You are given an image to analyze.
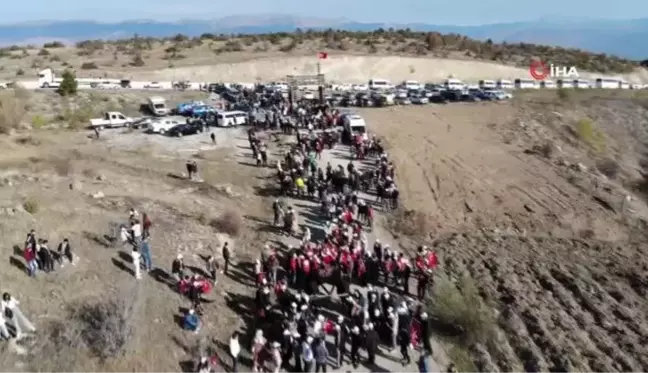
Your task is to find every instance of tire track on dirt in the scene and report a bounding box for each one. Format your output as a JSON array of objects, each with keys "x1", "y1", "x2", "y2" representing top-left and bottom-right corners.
[{"x1": 545, "y1": 266, "x2": 640, "y2": 371}]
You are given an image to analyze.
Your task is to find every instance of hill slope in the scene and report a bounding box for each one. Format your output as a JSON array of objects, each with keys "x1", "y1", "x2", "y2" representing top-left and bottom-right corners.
[{"x1": 1, "y1": 16, "x2": 648, "y2": 59}]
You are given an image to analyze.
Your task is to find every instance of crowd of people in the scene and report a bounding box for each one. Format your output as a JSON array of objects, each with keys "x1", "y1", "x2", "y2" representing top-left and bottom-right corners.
[
  {"x1": 238, "y1": 112, "x2": 441, "y2": 372},
  {"x1": 3, "y1": 92, "x2": 446, "y2": 372}
]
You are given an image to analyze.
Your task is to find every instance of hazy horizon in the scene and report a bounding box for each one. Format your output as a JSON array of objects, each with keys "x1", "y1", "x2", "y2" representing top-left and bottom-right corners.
[{"x1": 3, "y1": 0, "x2": 648, "y2": 25}]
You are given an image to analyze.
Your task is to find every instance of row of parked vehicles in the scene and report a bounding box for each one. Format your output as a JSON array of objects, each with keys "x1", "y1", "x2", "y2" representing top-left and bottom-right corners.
[{"x1": 331, "y1": 85, "x2": 512, "y2": 107}]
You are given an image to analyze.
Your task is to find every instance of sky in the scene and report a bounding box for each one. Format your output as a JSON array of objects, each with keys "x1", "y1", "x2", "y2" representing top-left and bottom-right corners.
[{"x1": 3, "y1": 0, "x2": 648, "y2": 25}]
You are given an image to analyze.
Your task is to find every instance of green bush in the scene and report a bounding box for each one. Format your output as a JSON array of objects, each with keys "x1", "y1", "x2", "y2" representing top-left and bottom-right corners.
[
  {"x1": 23, "y1": 198, "x2": 39, "y2": 214},
  {"x1": 427, "y1": 273, "x2": 496, "y2": 345},
  {"x1": 43, "y1": 41, "x2": 65, "y2": 48},
  {"x1": 80, "y1": 61, "x2": 98, "y2": 70},
  {"x1": 575, "y1": 118, "x2": 605, "y2": 152},
  {"x1": 58, "y1": 70, "x2": 78, "y2": 96}
]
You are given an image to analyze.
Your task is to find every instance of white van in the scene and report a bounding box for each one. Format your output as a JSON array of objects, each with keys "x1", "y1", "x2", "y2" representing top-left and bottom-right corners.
[
  {"x1": 514, "y1": 79, "x2": 538, "y2": 89},
  {"x1": 496, "y1": 79, "x2": 514, "y2": 90},
  {"x1": 479, "y1": 80, "x2": 496, "y2": 89},
  {"x1": 368, "y1": 79, "x2": 392, "y2": 90},
  {"x1": 573, "y1": 79, "x2": 590, "y2": 89},
  {"x1": 444, "y1": 78, "x2": 464, "y2": 90},
  {"x1": 619, "y1": 80, "x2": 630, "y2": 89},
  {"x1": 595, "y1": 78, "x2": 619, "y2": 89},
  {"x1": 148, "y1": 96, "x2": 168, "y2": 116},
  {"x1": 341, "y1": 114, "x2": 368, "y2": 143},
  {"x1": 402, "y1": 80, "x2": 421, "y2": 90},
  {"x1": 217, "y1": 111, "x2": 248, "y2": 127}
]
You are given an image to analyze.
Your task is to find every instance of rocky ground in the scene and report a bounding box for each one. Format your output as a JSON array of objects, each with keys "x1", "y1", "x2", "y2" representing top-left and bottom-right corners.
[{"x1": 355, "y1": 89, "x2": 648, "y2": 371}]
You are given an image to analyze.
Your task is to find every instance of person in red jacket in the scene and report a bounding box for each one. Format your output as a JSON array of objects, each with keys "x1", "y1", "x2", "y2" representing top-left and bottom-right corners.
[
  {"x1": 24, "y1": 244, "x2": 37, "y2": 277},
  {"x1": 289, "y1": 253, "x2": 298, "y2": 286}
]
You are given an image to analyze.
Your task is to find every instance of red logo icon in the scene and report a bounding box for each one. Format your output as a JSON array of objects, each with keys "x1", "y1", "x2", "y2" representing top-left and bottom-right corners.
[{"x1": 529, "y1": 60, "x2": 549, "y2": 80}]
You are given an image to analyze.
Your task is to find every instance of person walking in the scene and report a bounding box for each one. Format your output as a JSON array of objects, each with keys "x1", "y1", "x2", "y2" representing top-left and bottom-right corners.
[
  {"x1": 1, "y1": 293, "x2": 36, "y2": 338},
  {"x1": 132, "y1": 246, "x2": 142, "y2": 280},
  {"x1": 210, "y1": 132, "x2": 216, "y2": 144},
  {"x1": 140, "y1": 236, "x2": 153, "y2": 272},
  {"x1": 229, "y1": 331, "x2": 241, "y2": 372},
  {"x1": 302, "y1": 336, "x2": 315, "y2": 372}
]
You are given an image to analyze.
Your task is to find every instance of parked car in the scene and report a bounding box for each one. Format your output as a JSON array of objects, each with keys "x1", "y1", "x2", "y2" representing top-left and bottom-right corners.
[
  {"x1": 147, "y1": 118, "x2": 184, "y2": 134},
  {"x1": 168, "y1": 123, "x2": 203, "y2": 137},
  {"x1": 411, "y1": 95, "x2": 429, "y2": 104},
  {"x1": 191, "y1": 105, "x2": 216, "y2": 117},
  {"x1": 396, "y1": 97, "x2": 411, "y2": 105},
  {"x1": 89, "y1": 111, "x2": 133, "y2": 130},
  {"x1": 302, "y1": 91, "x2": 316, "y2": 100},
  {"x1": 145, "y1": 82, "x2": 162, "y2": 89},
  {"x1": 460, "y1": 94, "x2": 481, "y2": 102}
]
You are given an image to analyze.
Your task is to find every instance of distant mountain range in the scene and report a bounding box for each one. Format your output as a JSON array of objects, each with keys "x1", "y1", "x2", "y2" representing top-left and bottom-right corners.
[{"x1": 1, "y1": 15, "x2": 648, "y2": 60}]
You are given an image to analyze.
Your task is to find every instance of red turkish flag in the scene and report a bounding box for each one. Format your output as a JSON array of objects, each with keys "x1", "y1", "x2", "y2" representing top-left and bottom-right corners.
[{"x1": 317, "y1": 51, "x2": 328, "y2": 59}]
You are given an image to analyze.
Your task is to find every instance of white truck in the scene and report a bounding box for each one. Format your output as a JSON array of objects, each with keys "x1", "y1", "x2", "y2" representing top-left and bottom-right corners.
[
  {"x1": 148, "y1": 96, "x2": 169, "y2": 116},
  {"x1": 89, "y1": 112, "x2": 133, "y2": 130},
  {"x1": 38, "y1": 68, "x2": 116, "y2": 89}
]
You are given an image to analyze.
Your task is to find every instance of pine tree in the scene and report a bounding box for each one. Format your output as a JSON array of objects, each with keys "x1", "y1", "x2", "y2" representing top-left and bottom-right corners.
[{"x1": 58, "y1": 70, "x2": 77, "y2": 96}]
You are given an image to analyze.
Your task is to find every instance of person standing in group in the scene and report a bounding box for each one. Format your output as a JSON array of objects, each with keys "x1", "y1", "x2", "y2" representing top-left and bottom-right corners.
[
  {"x1": 314, "y1": 337, "x2": 329, "y2": 373},
  {"x1": 140, "y1": 236, "x2": 153, "y2": 272},
  {"x1": 398, "y1": 327, "x2": 412, "y2": 366},
  {"x1": 206, "y1": 255, "x2": 220, "y2": 284},
  {"x1": 131, "y1": 246, "x2": 142, "y2": 280},
  {"x1": 229, "y1": 331, "x2": 240, "y2": 372},
  {"x1": 57, "y1": 238, "x2": 75, "y2": 267},
  {"x1": 302, "y1": 336, "x2": 314, "y2": 372}
]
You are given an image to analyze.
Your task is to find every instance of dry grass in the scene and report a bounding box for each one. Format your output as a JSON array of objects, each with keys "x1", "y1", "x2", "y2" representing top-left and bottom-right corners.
[
  {"x1": 387, "y1": 208, "x2": 431, "y2": 237},
  {"x1": 0, "y1": 87, "x2": 30, "y2": 134},
  {"x1": 210, "y1": 209, "x2": 243, "y2": 236},
  {"x1": 428, "y1": 273, "x2": 496, "y2": 346}
]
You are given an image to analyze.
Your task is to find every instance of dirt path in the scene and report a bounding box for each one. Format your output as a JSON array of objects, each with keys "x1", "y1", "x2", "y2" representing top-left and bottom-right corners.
[{"x1": 229, "y1": 129, "x2": 445, "y2": 372}]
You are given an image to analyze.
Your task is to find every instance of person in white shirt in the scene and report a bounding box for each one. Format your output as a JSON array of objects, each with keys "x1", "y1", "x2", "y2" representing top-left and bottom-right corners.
[
  {"x1": 0, "y1": 313, "x2": 10, "y2": 340},
  {"x1": 130, "y1": 221, "x2": 142, "y2": 242},
  {"x1": 229, "y1": 331, "x2": 241, "y2": 372},
  {"x1": 1, "y1": 293, "x2": 36, "y2": 338},
  {"x1": 131, "y1": 247, "x2": 142, "y2": 280},
  {"x1": 120, "y1": 226, "x2": 131, "y2": 244}
]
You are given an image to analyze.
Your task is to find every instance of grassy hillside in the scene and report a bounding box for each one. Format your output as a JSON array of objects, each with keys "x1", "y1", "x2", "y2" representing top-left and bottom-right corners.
[{"x1": 0, "y1": 28, "x2": 639, "y2": 78}]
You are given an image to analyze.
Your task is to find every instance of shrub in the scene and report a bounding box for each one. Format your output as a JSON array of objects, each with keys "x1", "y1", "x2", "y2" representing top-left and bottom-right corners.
[
  {"x1": 575, "y1": 118, "x2": 605, "y2": 152},
  {"x1": 58, "y1": 70, "x2": 78, "y2": 96},
  {"x1": 388, "y1": 208, "x2": 429, "y2": 237},
  {"x1": 38, "y1": 48, "x2": 50, "y2": 56},
  {"x1": 427, "y1": 273, "x2": 496, "y2": 345},
  {"x1": 209, "y1": 209, "x2": 243, "y2": 236},
  {"x1": 0, "y1": 88, "x2": 29, "y2": 134},
  {"x1": 80, "y1": 61, "x2": 98, "y2": 70},
  {"x1": 16, "y1": 68, "x2": 24, "y2": 76},
  {"x1": 31, "y1": 115, "x2": 49, "y2": 128},
  {"x1": 73, "y1": 296, "x2": 137, "y2": 360},
  {"x1": 557, "y1": 88, "x2": 570, "y2": 101},
  {"x1": 23, "y1": 198, "x2": 39, "y2": 214},
  {"x1": 43, "y1": 41, "x2": 65, "y2": 48},
  {"x1": 130, "y1": 54, "x2": 145, "y2": 67},
  {"x1": 596, "y1": 158, "x2": 620, "y2": 179}
]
